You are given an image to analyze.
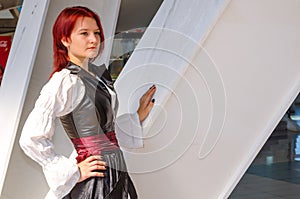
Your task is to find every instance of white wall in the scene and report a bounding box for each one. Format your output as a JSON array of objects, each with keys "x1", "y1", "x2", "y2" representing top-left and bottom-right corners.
[
  {"x1": 0, "y1": 0, "x2": 120, "y2": 198},
  {"x1": 115, "y1": 0, "x2": 300, "y2": 198}
]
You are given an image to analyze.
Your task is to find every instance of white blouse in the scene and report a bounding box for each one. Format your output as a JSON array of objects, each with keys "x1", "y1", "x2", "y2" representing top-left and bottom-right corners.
[{"x1": 19, "y1": 68, "x2": 143, "y2": 199}]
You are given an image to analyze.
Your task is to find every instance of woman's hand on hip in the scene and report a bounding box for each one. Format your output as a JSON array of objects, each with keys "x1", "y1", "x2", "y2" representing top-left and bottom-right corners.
[
  {"x1": 77, "y1": 155, "x2": 106, "y2": 182},
  {"x1": 137, "y1": 85, "x2": 156, "y2": 122}
]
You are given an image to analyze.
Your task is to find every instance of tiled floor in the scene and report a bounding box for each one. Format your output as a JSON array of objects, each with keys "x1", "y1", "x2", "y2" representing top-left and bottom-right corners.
[{"x1": 229, "y1": 102, "x2": 300, "y2": 199}]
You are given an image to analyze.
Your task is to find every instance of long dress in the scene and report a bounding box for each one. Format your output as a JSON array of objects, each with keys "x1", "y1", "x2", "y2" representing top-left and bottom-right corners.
[{"x1": 19, "y1": 63, "x2": 142, "y2": 199}]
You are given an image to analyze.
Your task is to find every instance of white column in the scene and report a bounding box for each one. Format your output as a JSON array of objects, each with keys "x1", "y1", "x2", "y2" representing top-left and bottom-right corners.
[{"x1": 115, "y1": 0, "x2": 300, "y2": 198}]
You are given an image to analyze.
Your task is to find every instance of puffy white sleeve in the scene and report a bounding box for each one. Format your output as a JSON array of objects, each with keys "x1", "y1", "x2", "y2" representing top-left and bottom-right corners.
[
  {"x1": 19, "y1": 69, "x2": 83, "y2": 199},
  {"x1": 115, "y1": 112, "x2": 144, "y2": 148}
]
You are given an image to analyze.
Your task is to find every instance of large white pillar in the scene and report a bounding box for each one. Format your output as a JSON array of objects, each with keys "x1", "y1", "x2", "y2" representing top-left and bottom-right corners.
[{"x1": 115, "y1": 0, "x2": 300, "y2": 198}]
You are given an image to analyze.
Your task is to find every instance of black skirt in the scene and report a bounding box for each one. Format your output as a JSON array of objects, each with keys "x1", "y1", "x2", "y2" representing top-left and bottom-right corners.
[{"x1": 63, "y1": 149, "x2": 137, "y2": 199}]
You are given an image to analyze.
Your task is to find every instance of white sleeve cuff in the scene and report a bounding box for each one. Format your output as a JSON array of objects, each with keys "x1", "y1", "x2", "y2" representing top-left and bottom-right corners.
[
  {"x1": 115, "y1": 112, "x2": 144, "y2": 148},
  {"x1": 43, "y1": 156, "x2": 80, "y2": 198}
]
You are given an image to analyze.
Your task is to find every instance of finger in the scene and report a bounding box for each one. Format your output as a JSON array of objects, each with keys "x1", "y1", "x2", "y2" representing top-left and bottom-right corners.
[
  {"x1": 90, "y1": 165, "x2": 106, "y2": 171},
  {"x1": 85, "y1": 155, "x2": 102, "y2": 163},
  {"x1": 143, "y1": 85, "x2": 156, "y2": 97},
  {"x1": 147, "y1": 85, "x2": 156, "y2": 95},
  {"x1": 148, "y1": 89, "x2": 156, "y2": 101},
  {"x1": 146, "y1": 86, "x2": 156, "y2": 96},
  {"x1": 139, "y1": 92, "x2": 156, "y2": 113},
  {"x1": 89, "y1": 160, "x2": 106, "y2": 167},
  {"x1": 149, "y1": 84, "x2": 155, "y2": 89},
  {"x1": 91, "y1": 171, "x2": 105, "y2": 177},
  {"x1": 143, "y1": 86, "x2": 156, "y2": 104},
  {"x1": 139, "y1": 96, "x2": 155, "y2": 113},
  {"x1": 146, "y1": 100, "x2": 155, "y2": 111}
]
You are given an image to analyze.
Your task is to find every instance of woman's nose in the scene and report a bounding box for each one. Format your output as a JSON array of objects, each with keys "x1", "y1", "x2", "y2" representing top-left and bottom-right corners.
[{"x1": 89, "y1": 33, "x2": 98, "y2": 43}]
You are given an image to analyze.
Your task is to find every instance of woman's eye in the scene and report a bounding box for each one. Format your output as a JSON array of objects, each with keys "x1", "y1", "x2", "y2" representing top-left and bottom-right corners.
[
  {"x1": 94, "y1": 32, "x2": 101, "y2": 35},
  {"x1": 80, "y1": 32, "x2": 88, "y2": 36}
]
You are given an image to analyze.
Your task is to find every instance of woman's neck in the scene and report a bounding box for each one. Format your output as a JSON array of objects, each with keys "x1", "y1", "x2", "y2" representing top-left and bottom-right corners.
[
  {"x1": 69, "y1": 58, "x2": 95, "y2": 77},
  {"x1": 68, "y1": 53, "x2": 87, "y2": 68}
]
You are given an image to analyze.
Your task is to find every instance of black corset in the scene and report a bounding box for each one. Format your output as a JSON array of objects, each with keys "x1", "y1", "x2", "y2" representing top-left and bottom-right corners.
[{"x1": 60, "y1": 63, "x2": 118, "y2": 139}]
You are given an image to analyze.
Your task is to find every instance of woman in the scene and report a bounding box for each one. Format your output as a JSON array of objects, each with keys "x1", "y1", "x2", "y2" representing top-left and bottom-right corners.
[{"x1": 19, "y1": 6, "x2": 156, "y2": 199}]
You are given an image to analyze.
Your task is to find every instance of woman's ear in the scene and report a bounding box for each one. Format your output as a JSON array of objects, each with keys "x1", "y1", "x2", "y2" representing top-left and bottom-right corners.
[{"x1": 61, "y1": 37, "x2": 70, "y2": 48}]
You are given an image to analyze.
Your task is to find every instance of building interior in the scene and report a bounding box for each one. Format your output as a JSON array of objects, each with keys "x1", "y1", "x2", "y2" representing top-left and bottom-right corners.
[{"x1": 1, "y1": 0, "x2": 300, "y2": 198}]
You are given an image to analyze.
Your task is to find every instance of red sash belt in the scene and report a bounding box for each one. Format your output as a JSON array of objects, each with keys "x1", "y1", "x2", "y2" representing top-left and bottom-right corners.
[{"x1": 71, "y1": 131, "x2": 119, "y2": 163}]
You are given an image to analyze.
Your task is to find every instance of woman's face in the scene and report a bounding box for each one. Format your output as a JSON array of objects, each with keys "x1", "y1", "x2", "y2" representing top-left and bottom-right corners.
[{"x1": 62, "y1": 17, "x2": 101, "y2": 64}]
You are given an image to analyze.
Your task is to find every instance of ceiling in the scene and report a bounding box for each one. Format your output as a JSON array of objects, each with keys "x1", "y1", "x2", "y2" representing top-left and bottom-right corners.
[
  {"x1": 0, "y1": 0, "x2": 163, "y2": 35},
  {"x1": 116, "y1": 0, "x2": 163, "y2": 32}
]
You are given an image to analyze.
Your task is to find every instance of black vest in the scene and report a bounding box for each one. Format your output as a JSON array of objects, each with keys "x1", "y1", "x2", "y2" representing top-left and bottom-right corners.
[{"x1": 60, "y1": 63, "x2": 118, "y2": 139}]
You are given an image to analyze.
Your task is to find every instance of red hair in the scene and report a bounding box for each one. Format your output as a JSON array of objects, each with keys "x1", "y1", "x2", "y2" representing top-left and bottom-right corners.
[{"x1": 51, "y1": 6, "x2": 105, "y2": 77}]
